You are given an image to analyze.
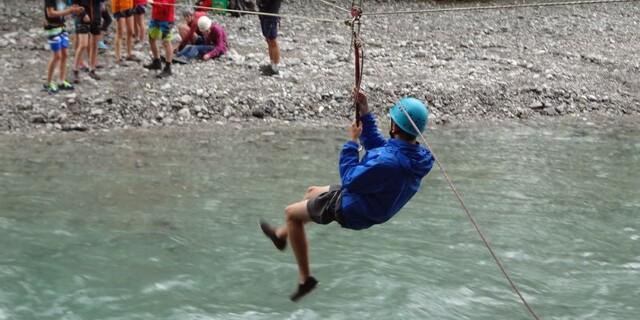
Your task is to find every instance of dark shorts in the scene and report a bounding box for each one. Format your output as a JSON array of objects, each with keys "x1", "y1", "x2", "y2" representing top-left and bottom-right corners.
[
  {"x1": 132, "y1": 4, "x2": 146, "y2": 15},
  {"x1": 259, "y1": 16, "x2": 279, "y2": 40},
  {"x1": 75, "y1": 21, "x2": 101, "y2": 35},
  {"x1": 307, "y1": 185, "x2": 344, "y2": 226},
  {"x1": 114, "y1": 9, "x2": 133, "y2": 19}
]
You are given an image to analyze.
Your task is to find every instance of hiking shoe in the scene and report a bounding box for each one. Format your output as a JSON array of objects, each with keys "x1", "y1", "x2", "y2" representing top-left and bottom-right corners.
[
  {"x1": 259, "y1": 220, "x2": 286, "y2": 251},
  {"x1": 43, "y1": 82, "x2": 59, "y2": 94},
  {"x1": 290, "y1": 276, "x2": 318, "y2": 302},
  {"x1": 260, "y1": 64, "x2": 279, "y2": 76},
  {"x1": 72, "y1": 70, "x2": 80, "y2": 84},
  {"x1": 88, "y1": 70, "x2": 101, "y2": 81},
  {"x1": 144, "y1": 58, "x2": 162, "y2": 70},
  {"x1": 98, "y1": 40, "x2": 108, "y2": 50},
  {"x1": 156, "y1": 63, "x2": 172, "y2": 78},
  {"x1": 58, "y1": 80, "x2": 74, "y2": 91}
]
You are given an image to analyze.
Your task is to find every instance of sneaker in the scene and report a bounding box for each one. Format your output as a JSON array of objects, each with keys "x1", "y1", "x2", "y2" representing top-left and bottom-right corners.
[
  {"x1": 43, "y1": 82, "x2": 59, "y2": 94},
  {"x1": 144, "y1": 58, "x2": 162, "y2": 70},
  {"x1": 88, "y1": 70, "x2": 101, "y2": 80},
  {"x1": 58, "y1": 80, "x2": 74, "y2": 91},
  {"x1": 72, "y1": 70, "x2": 80, "y2": 84},
  {"x1": 290, "y1": 276, "x2": 318, "y2": 302},
  {"x1": 259, "y1": 220, "x2": 286, "y2": 251},
  {"x1": 98, "y1": 40, "x2": 108, "y2": 50},
  {"x1": 260, "y1": 64, "x2": 279, "y2": 76}
]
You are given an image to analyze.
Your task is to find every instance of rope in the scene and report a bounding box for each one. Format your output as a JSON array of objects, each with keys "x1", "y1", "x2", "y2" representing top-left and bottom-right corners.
[
  {"x1": 364, "y1": 0, "x2": 637, "y2": 16},
  {"x1": 147, "y1": 0, "x2": 345, "y2": 23},
  {"x1": 318, "y1": 0, "x2": 350, "y2": 13},
  {"x1": 397, "y1": 106, "x2": 542, "y2": 320},
  {"x1": 350, "y1": 0, "x2": 364, "y2": 124}
]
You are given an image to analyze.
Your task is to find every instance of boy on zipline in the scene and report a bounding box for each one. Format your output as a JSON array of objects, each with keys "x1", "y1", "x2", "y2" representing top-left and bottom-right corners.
[{"x1": 260, "y1": 92, "x2": 434, "y2": 301}]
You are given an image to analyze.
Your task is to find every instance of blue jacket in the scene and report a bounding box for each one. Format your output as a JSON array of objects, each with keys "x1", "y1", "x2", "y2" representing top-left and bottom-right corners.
[{"x1": 338, "y1": 113, "x2": 434, "y2": 230}]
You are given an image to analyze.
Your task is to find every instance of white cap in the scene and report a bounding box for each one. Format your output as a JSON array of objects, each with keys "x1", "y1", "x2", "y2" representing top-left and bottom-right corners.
[{"x1": 197, "y1": 16, "x2": 212, "y2": 33}]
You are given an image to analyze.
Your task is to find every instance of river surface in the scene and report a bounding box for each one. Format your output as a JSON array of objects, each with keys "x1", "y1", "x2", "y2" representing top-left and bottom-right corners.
[{"x1": 1, "y1": 118, "x2": 639, "y2": 320}]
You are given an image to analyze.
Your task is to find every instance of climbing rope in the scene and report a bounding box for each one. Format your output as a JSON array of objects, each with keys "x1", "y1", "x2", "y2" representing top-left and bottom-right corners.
[
  {"x1": 397, "y1": 106, "x2": 542, "y2": 320},
  {"x1": 363, "y1": 0, "x2": 637, "y2": 16},
  {"x1": 350, "y1": 0, "x2": 364, "y2": 124}
]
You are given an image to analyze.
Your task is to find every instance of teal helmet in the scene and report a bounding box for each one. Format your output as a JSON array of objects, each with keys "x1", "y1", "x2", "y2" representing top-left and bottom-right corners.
[{"x1": 389, "y1": 97, "x2": 429, "y2": 136}]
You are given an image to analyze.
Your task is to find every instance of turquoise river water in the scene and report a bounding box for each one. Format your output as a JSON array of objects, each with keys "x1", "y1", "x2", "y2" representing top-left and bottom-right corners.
[{"x1": 0, "y1": 118, "x2": 639, "y2": 320}]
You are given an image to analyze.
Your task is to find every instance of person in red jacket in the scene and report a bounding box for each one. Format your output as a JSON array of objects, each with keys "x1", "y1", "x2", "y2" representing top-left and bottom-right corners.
[{"x1": 144, "y1": 0, "x2": 175, "y2": 78}]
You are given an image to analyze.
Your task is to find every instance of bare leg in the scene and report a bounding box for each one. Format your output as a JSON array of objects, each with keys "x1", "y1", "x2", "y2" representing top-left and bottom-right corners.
[
  {"x1": 89, "y1": 33, "x2": 100, "y2": 69},
  {"x1": 115, "y1": 17, "x2": 124, "y2": 62},
  {"x1": 275, "y1": 185, "x2": 329, "y2": 240},
  {"x1": 74, "y1": 34, "x2": 88, "y2": 71},
  {"x1": 149, "y1": 37, "x2": 159, "y2": 59},
  {"x1": 283, "y1": 200, "x2": 312, "y2": 283},
  {"x1": 47, "y1": 52, "x2": 61, "y2": 84},
  {"x1": 163, "y1": 40, "x2": 173, "y2": 63},
  {"x1": 59, "y1": 48, "x2": 68, "y2": 82},
  {"x1": 125, "y1": 16, "x2": 134, "y2": 57},
  {"x1": 267, "y1": 38, "x2": 280, "y2": 65},
  {"x1": 135, "y1": 14, "x2": 145, "y2": 42}
]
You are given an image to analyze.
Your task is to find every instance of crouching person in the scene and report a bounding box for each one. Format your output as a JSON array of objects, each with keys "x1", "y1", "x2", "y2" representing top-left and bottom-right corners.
[{"x1": 176, "y1": 16, "x2": 227, "y2": 60}]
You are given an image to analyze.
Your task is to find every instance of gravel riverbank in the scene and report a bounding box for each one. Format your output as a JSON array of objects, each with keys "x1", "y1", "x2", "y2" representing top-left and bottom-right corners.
[{"x1": 0, "y1": 0, "x2": 638, "y2": 134}]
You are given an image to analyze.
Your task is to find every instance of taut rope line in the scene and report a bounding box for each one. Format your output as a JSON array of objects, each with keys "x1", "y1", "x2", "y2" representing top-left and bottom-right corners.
[
  {"x1": 398, "y1": 106, "x2": 542, "y2": 320},
  {"x1": 363, "y1": 0, "x2": 637, "y2": 16}
]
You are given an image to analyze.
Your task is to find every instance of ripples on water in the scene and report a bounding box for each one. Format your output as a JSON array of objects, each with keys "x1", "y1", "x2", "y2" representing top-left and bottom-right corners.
[{"x1": 0, "y1": 119, "x2": 638, "y2": 319}]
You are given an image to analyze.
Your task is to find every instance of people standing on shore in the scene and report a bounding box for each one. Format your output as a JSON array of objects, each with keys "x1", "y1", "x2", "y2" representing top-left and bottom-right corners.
[
  {"x1": 112, "y1": 0, "x2": 138, "y2": 64},
  {"x1": 260, "y1": 92, "x2": 434, "y2": 301},
  {"x1": 98, "y1": 0, "x2": 111, "y2": 51},
  {"x1": 144, "y1": 0, "x2": 176, "y2": 78},
  {"x1": 257, "y1": 0, "x2": 281, "y2": 76},
  {"x1": 176, "y1": 16, "x2": 228, "y2": 61},
  {"x1": 43, "y1": 0, "x2": 84, "y2": 93},
  {"x1": 72, "y1": 0, "x2": 102, "y2": 82},
  {"x1": 132, "y1": 0, "x2": 148, "y2": 43}
]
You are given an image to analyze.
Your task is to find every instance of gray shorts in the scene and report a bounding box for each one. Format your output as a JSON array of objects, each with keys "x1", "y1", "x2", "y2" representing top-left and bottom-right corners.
[{"x1": 307, "y1": 184, "x2": 344, "y2": 226}]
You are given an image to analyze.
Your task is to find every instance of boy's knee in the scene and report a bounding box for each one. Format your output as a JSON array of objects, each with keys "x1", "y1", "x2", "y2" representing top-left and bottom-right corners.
[
  {"x1": 284, "y1": 205, "x2": 302, "y2": 223},
  {"x1": 304, "y1": 186, "x2": 318, "y2": 199}
]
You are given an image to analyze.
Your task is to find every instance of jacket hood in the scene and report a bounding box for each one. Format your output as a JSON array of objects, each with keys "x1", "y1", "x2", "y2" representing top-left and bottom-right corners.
[{"x1": 388, "y1": 139, "x2": 434, "y2": 178}]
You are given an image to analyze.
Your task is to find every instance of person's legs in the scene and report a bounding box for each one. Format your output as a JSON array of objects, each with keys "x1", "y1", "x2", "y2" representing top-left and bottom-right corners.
[
  {"x1": 282, "y1": 200, "x2": 312, "y2": 283},
  {"x1": 58, "y1": 33, "x2": 70, "y2": 84},
  {"x1": 91, "y1": 33, "x2": 100, "y2": 67},
  {"x1": 73, "y1": 33, "x2": 88, "y2": 82},
  {"x1": 74, "y1": 33, "x2": 88, "y2": 71},
  {"x1": 125, "y1": 15, "x2": 134, "y2": 57},
  {"x1": 135, "y1": 13, "x2": 145, "y2": 42},
  {"x1": 177, "y1": 45, "x2": 199, "y2": 59},
  {"x1": 267, "y1": 38, "x2": 280, "y2": 65},
  {"x1": 47, "y1": 51, "x2": 61, "y2": 85},
  {"x1": 114, "y1": 16, "x2": 125, "y2": 62}
]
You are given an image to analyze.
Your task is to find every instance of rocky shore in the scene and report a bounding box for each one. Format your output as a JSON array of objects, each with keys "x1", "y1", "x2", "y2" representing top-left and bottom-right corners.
[{"x1": 0, "y1": 0, "x2": 638, "y2": 134}]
